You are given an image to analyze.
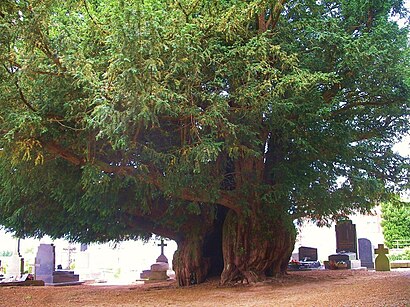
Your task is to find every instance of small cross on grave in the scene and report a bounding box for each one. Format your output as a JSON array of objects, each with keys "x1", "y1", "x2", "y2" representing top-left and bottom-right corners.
[
  {"x1": 62, "y1": 244, "x2": 77, "y2": 270},
  {"x1": 374, "y1": 244, "x2": 390, "y2": 271},
  {"x1": 156, "y1": 239, "x2": 168, "y2": 263}
]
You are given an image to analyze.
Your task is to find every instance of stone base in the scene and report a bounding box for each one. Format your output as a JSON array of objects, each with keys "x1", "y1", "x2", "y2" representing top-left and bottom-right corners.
[
  {"x1": 45, "y1": 281, "x2": 84, "y2": 286},
  {"x1": 348, "y1": 260, "x2": 362, "y2": 269},
  {"x1": 391, "y1": 260, "x2": 410, "y2": 268},
  {"x1": 140, "y1": 270, "x2": 168, "y2": 280},
  {"x1": 0, "y1": 280, "x2": 44, "y2": 287},
  {"x1": 140, "y1": 262, "x2": 169, "y2": 281},
  {"x1": 324, "y1": 259, "x2": 362, "y2": 270},
  {"x1": 360, "y1": 261, "x2": 374, "y2": 269},
  {"x1": 36, "y1": 270, "x2": 80, "y2": 284},
  {"x1": 52, "y1": 270, "x2": 80, "y2": 283}
]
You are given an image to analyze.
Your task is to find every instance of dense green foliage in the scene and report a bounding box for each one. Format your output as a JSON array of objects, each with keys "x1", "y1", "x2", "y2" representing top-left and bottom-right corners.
[
  {"x1": 382, "y1": 197, "x2": 410, "y2": 249},
  {"x1": 388, "y1": 248, "x2": 410, "y2": 260},
  {"x1": 0, "y1": 0, "x2": 409, "y2": 245}
]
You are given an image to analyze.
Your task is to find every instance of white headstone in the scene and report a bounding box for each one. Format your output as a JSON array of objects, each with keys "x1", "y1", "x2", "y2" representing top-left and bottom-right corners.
[{"x1": 6, "y1": 239, "x2": 24, "y2": 280}]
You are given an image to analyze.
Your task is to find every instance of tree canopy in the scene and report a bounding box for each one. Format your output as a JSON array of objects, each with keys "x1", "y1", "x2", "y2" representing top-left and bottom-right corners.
[{"x1": 0, "y1": 0, "x2": 409, "y2": 285}]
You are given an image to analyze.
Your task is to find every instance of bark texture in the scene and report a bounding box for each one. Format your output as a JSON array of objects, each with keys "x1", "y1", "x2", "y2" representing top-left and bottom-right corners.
[
  {"x1": 220, "y1": 209, "x2": 296, "y2": 284},
  {"x1": 172, "y1": 206, "x2": 227, "y2": 286},
  {"x1": 173, "y1": 235, "x2": 211, "y2": 286}
]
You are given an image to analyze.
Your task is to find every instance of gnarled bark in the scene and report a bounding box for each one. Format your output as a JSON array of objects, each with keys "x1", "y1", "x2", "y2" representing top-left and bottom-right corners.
[
  {"x1": 173, "y1": 234, "x2": 211, "y2": 286},
  {"x1": 173, "y1": 206, "x2": 227, "y2": 286},
  {"x1": 220, "y1": 209, "x2": 296, "y2": 284}
]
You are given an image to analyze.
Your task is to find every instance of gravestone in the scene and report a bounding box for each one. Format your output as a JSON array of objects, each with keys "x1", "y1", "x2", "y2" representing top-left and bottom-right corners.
[
  {"x1": 156, "y1": 239, "x2": 168, "y2": 263},
  {"x1": 374, "y1": 244, "x2": 390, "y2": 271},
  {"x1": 299, "y1": 246, "x2": 318, "y2": 261},
  {"x1": 335, "y1": 220, "x2": 358, "y2": 257},
  {"x1": 326, "y1": 220, "x2": 362, "y2": 269},
  {"x1": 35, "y1": 244, "x2": 81, "y2": 285},
  {"x1": 358, "y1": 238, "x2": 374, "y2": 269},
  {"x1": 140, "y1": 239, "x2": 170, "y2": 281},
  {"x1": 6, "y1": 238, "x2": 24, "y2": 281},
  {"x1": 35, "y1": 244, "x2": 56, "y2": 283}
]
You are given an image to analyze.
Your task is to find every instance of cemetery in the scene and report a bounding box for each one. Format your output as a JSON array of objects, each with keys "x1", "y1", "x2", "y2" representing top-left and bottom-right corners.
[
  {"x1": 0, "y1": 0, "x2": 409, "y2": 305},
  {"x1": 1, "y1": 215, "x2": 409, "y2": 306}
]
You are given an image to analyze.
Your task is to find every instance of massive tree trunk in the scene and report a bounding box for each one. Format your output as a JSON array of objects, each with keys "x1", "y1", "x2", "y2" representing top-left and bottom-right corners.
[
  {"x1": 172, "y1": 206, "x2": 227, "y2": 286},
  {"x1": 173, "y1": 234, "x2": 211, "y2": 286},
  {"x1": 220, "y1": 209, "x2": 296, "y2": 284}
]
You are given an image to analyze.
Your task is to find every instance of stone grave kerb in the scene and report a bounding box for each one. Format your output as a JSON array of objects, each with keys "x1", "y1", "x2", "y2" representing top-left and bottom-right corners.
[{"x1": 374, "y1": 244, "x2": 390, "y2": 271}]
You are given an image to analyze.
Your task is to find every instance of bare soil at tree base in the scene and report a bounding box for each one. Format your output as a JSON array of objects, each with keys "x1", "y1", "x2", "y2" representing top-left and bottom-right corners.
[{"x1": 0, "y1": 269, "x2": 409, "y2": 306}]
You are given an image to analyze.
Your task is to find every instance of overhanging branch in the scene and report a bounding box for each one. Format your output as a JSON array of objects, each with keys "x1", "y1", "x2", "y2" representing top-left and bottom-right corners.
[{"x1": 41, "y1": 140, "x2": 242, "y2": 213}]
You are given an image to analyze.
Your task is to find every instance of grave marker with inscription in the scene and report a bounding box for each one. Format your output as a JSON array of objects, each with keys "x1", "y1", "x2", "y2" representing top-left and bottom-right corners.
[
  {"x1": 335, "y1": 220, "x2": 358, "y2": 257},
  {"x1": 34, "y1": 244, "x2": 81, "y2": 285},
  {"x1": 299, "y1": 246, "x2": 318, "y2": 261},
  {"x1": 325, "y1": 220, "x2": 362, "y2": 269}
]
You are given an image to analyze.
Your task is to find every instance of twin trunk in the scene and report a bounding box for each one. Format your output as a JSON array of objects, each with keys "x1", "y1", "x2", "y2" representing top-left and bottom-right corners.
[{"x1": 173, "y1": 208, "x2": 296, "y2": 286}]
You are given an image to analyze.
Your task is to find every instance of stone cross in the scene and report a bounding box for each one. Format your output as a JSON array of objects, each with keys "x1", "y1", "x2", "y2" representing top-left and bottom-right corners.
[
  {"x1": 63, "y1": 244, "x2": 76, "y2": 270},
  {"x1": 156, "y1": 239, "x2": 169, "y2": 264},
  {"x1": 158, "y1": 239, "x2": 167, "y2": 255},
  {"x1": 374, "y1": 244, "x2": 390, "y2": 271}
]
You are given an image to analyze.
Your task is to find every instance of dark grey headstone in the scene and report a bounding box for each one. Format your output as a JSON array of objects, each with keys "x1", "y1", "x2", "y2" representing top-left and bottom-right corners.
[
  {"x1": 335, "y1": 220, "x2": 358, "y2": 257},
  {"x1": 34, "y1": 244, "x2": 55, "y2": 283},
  {"x1": 299, "y1": 246, "x2": 318, "y2": 261},
  {"x1": 358, "y1": 238, "x2": 374, "y2": 269}
]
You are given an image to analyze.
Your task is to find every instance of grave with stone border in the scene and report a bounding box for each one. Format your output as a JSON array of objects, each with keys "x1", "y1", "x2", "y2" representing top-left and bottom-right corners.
[
  {"x1": 325, "y1": 220, "x2": 362, "y2": 269},
  {"x1": 289, "y1": 246, "x2": 321, "y2": 270},
  {"x1": 35, "y1": 243, "x2": 82, "y2": 285}
]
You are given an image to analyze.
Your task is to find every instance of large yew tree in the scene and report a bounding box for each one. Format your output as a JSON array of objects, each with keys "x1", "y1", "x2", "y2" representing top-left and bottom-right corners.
[{"x1": 0, "y1": 0, "x2": 409, "y2": 285}]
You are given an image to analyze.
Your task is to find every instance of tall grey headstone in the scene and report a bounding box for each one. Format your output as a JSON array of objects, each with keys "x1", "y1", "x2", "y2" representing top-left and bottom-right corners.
[
  {"x1": 335, "y1": 220, "x2": 358, "y2": 257},
  {"x1": 358, "y1": 238, "x2": 374, "y2": 269},
  {"x1": 34, "y1": 244, "x2": 55, "y2": 283}
]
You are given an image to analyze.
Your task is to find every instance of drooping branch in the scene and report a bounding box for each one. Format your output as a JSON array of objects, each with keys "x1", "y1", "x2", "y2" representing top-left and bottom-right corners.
[
  {"x1": 41, "y1": 140, "x2": 242, "y2": 213},
  {"x1": 330, "y1": 98, "x2": 403, "y2": 118},
  {"x1": 43, "y1": 141, "x2": 86, "y2": 166},
  {"x1": 2, "y1": 64, "x2": 38, "y2": 112}
]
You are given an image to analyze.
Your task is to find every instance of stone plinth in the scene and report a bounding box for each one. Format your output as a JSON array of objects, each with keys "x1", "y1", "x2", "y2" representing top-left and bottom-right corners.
[{"x1": 140, "y1": 262, "x2": 169, "y2": 281}]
